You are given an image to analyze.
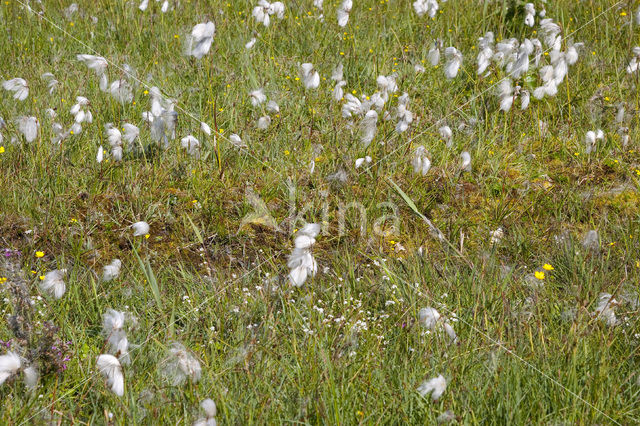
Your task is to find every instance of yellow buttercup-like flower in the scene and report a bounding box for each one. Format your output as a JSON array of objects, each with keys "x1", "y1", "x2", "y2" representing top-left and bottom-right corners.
[
  {"x1": 534, "y1": 271, "x2": 545, "y2": 280},
  {"x1": 543, "y1": 264, "x2": 554, "y2": 271}
]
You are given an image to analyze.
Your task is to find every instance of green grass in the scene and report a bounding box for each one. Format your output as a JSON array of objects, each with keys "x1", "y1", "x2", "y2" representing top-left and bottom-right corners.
[{"x1": 1, "y1": 0, "x2": 640, "y2": 423}]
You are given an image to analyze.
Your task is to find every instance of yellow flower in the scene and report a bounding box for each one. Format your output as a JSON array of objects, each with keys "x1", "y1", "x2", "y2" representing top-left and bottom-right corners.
[
  {"x1": 284, "y1": 150, "x2": 290, "y2": 156},
  {"x1": 35, "y1": 251, "x2": 44, "y2": 258},
  {"x1": 0, "y1": 146, "x2": 5, "y2": 153},
  {"x1": 534, "y1": 271, "x2": 545, "y2": 280},
  {"x1": 39, "y1": 275, "x2": 45, "y2": 280},
  {"x1": 144, "y1": 234, "x2": 150, "y2": 239},
  {"x1": 542, "y1": 264, "x2": 554, "y2": 271}
]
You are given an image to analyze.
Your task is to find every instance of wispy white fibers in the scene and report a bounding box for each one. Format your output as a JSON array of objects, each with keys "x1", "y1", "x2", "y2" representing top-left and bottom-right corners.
[
  {"x1": 138, "y1": 0, "x2": 149, "y2": 11},
  {"x1": 194, "y1": 399, "x2": 218, "y2": 426},
  {"x1": 498, "y1": 78, "x2": 514, "y2": 112},
  {"x1": 103, "y1": 259, "x2": 122, "y2": 282},
  {"x1": 2, "y1": 78, "x2": 29, "y2": 101},
  {"x1": 76, "y1": 54, "x2": 109, "y2": 91},
  {"x1": 102, "y1": 309, "x2": 130, "y2": 364},
  {"x1": 132, "y1": 221, "x2": 150, "y2": 236},
  {"x1": 413, "y1": 0, "x2": 438, "y2": 18},
  {"x1": 266, "y1": 100, "x2": 279, "y2": 113},
  {"x1": 145, "y1": 87, "x2": 177, "y2": 147},
  {"x1": 411, "y1": 146, "x2": 431, "y2": 176},
  {"x1": 105, "y1": 123, "x2": 124, "y2": 161},
  {"x1": 439, "y1": 125, "x2": 453, "y2": 147},
  {"x1": 96, "y1": 354, "x2": 124, "y2": 396},
  {"x1": 593, "y1": 293, "x2": 618, "y2": 326},
  {"x1": 417, "y1": 374, "x2": 447, "y2": 401},
  {"x1": 395, "y1": 93, "x2": 413, "y2": 133},
  {"x1": 229, "y1": 133, "x2": 247, "y2": 149},
  {"x1": 533, "y1": 65, "x2": 558, "y2": 99},
  {"x1": 524, "y1": 3, "x2": 535, "y2": 26},
  {"x1": 444, "y1": 47, "x2": 463, "y2": 79},
  {"x1": 460, "y1": 151, "x2": 471, "y2": 172},
  {"x1": 477, "y1": 32, "x2": 494, "y2": 75},
  {"x1": 257, "y1": 115, "x2": 271, "y2": 129},
  {"x1": 0, "y1": 352, "x2": 21, "y2": 386},
  {"x1": 109, "y1": 79, "x2": 133, "y2": 104},
  {"x1": 428, "y1": 39, "x2": 441, "y2": 66},
  {"x1": 187, "y1": 22, "x2": 215, "y2": 59},
  {"x1": 41, "y1": 72, "x2": 58, "y2": 94},
  {"x1": 626, "y1": 47, "x2": 640, "y2": 74},
  {"x1": 300, "y1": 63, "x2": 320, "y2": 89},
  {"x1": 585, "y1": 129, "x2": 604, "y2": 154},
  {"x1": 342, "y1": 94, "x2": 365, "y2": 118},
  {"x1": 332, "y1": 62, "x2": 346, "y2": 100},
  {"x1": 355, "y1": 156, "x2": 371, "y2": 168},
  {"x1": 539, "y1": 18, "x2": 561, "y2": 50},
  {"x1": 510, "y1": 39, "x2": 533, "y2": 79},
  {"x1": 17, "y1": 116, "x2": 39, "y2": 142},
  {"x1": 245, "y1": 37, "x2": 257, "y2": 49},
  {"x1": 360, "y1": 110, "x2": 378, "y2": 147},
  {"x1": 249, "y1": 88, "x2": 267, "y2": 106},
  {"x1": 288, "y1": 223, "x2": 320, "y2": 287},
  {"x1": 181, "y1": 135, "x2": 201, "y2": 157},
  {"x1": 71, "y1": 96, "x2": 92, "y2": 124},
  {"x1": 253, "y1": 1, "x2": 285, "y2": 27},
  {"x1": 122, "y1": 123, "x2": 140, "y2": 145},
  {"x1": 337, "y1": 0, "x2": 352, "y2": 27},
  {"x1": 163, "y1": 342, "x2": 202, "y2": 386},
  {"x1": 40, "y1": 269, "x2": 67, "y2": 299},
  {"x1": 96, "y1": 145, "x2": 104, "y2": 163},
  {"x1": 418, "y1": 307, "x2": 458, "y2": 342}
]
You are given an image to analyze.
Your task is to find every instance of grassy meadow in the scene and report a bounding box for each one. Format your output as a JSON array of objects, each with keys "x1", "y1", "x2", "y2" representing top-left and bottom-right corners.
[{"x1": 1, "y1": 0, "x2": 640, "y2": 423}]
